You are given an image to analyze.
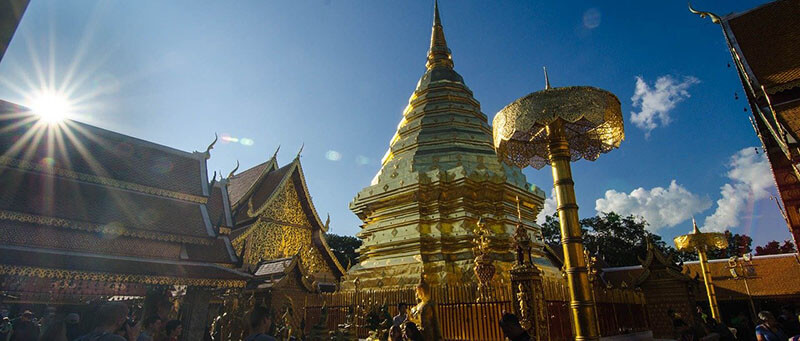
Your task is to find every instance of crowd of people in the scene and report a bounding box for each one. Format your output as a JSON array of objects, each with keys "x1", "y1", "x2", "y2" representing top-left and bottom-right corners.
[
  {"x1": 669, "y1": 305, "x2": 800, "y2": 341},
  {"x1": 0, "y1": 303, "x2": 183, "y2": 341}
]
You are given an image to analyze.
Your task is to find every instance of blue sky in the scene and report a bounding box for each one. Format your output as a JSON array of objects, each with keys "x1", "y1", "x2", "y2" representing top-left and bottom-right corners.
[{"x1": 0, "y1": 0, "x2": 787, "y2": 248}]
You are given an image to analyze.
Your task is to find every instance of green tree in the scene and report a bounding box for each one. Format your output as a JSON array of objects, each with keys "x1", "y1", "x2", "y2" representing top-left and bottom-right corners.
[
  {"x1": 326, "y1": 233, "x2": 362, "y2": 269},
  {"x1": 755, "y1": 239, "x2": 796, "y2": 255},
  {"x1": 541, "y1": 212, "x2": 697, "y2": 267}
]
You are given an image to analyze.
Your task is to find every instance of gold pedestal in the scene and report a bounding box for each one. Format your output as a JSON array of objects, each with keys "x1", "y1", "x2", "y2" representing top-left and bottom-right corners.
[{"x1": 548, "y1": 121, "x2": 600, "y2": 340}]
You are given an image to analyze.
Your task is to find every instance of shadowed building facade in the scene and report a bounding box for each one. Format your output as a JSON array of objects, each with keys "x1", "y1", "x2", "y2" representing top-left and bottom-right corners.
[{"x1": 343, "y1": 2, "x2": 554, "y2": 289}]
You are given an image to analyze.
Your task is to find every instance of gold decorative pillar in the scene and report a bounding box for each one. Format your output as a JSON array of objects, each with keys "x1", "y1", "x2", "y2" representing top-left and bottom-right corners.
[
  {"x1": 493, "y1": 70, "x2": 624, "y2": 341},
  {"x1": 510, "y1": 198, "x2": 550, "y2": 340},
  {"x1": 473, "y1": 217, "x2": 496, "y2": 302},
  {"x1": 674, "y1": 219, "x2": 728, "y2": 322}
]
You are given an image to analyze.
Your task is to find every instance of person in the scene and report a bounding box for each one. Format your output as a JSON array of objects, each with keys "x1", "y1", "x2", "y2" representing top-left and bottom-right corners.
[
  {"x1": 11, "y1": 311, "x2": 39, "y2": 341},
  {"x1": 402, "y1": 322, "x2": 424, "y2": 341},
  {"x1": 136, "y1": 316, "x2": 161, "y2": 341},
  {"x1": 779, "y1": 306, "x2": 800, "y2": 338},
  {"x1": 756, "y1": 311, "x2": 788, "y2": 341},
  {"x1": 410, "y1": 275, "x2": 442, "y2": 341},
  {"x1": 388, "y1": 325, "x2": 403, "y2": 341},
  {"x1": 393, "y1": 303, "x2": 407, "y2": 328},
  {"x1": 65, "y1": 313, "x2": 82, "y2": 341},
  {"x1": 1, "y1": 317, "x2": 12, "y2": 341},
  {"x1": 667, "y1": 309, "x2": 693, "y2": 341},
  {"x1": 38, "y1": 316, "x2": 67, "y2": 341},
  {"x1": 243, "y1": 306, "x2": 275, "y2": 341},
  {"x1": 499, "y1": 312, "x2": 531, "y2": 341},
  {"x1": 162, "y1": 320, "x2": 181, "y2": 341},
  {"x1": 75, "y1": 302, "x2": 140, "y2": 341}
]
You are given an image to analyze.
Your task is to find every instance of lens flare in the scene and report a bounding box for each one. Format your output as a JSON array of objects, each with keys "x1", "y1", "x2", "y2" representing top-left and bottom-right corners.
[
  {"x1": 325, "y1": 150, "x2": 342, "y2": 161},
  {"x1": 29, "y1": 91, "x2": 72, "y2": 123}
]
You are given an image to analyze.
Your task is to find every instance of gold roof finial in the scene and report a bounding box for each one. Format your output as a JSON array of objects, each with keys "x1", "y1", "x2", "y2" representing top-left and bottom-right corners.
[
  {"x1": 543, "y1": 67, "x2": 551, "y2": 90},
  {"x1": 426, "y1": 0, "x2": 454, "y2": 70},
  {"x1": 692, "y1": 217, "x2": 701, "y2": 234},
  {"x1": 688, "y1": 2, "x2": 721, "y2": 24}
]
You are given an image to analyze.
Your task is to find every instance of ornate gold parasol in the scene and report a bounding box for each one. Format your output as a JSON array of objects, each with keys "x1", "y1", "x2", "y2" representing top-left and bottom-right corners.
[
  {"x1": 674, "y1": 219, "x2": 728, "y2": 321},
  {"x1": 493, "y1": 69, "x2": 624, "y2": 341}
]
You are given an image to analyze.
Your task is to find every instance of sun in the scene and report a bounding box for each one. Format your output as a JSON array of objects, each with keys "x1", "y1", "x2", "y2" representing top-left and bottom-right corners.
[{"x1": 29, "y1": 91, "x2": 72, "y2": 123}]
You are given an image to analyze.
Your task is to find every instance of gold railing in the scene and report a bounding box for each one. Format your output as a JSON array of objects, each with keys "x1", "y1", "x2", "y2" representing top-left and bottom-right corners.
[{"x1": 304, "y1": 278, "x2": 647, "y2": 341}]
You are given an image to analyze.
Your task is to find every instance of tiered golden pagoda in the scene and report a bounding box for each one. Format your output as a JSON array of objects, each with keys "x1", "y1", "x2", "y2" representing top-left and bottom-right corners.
[{"x1": 343, "y1": 1, "x2": 556, "y2": 289}]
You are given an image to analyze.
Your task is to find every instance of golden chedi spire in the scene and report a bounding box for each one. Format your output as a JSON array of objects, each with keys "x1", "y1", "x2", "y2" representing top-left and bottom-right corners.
[
  {"x1": 343, "y1": 0, "x2": 553, "y2": 290},
  {"x1": 426, "y1": 0, "x2": 453, "y2": 70}
]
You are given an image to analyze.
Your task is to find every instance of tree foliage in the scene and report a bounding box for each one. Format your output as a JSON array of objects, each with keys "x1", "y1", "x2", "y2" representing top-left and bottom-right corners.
[
  {"x1": 707, "y1": 231, "x2": 753, "y2": 259},
  {"x1": 755, "y1": 239, "x2": 796, "y2": 255},
  {"x1": 325, "y1": 233, "x2": 362, "y2": 269},
  {"x1": 541, "y1": 212, "x2": 697, "y2": 267}
]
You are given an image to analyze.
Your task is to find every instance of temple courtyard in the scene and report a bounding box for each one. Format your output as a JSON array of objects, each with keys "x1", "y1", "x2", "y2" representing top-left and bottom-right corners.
[{"x1": 0, "y1": 0, "x2": 799, "y2": 340}]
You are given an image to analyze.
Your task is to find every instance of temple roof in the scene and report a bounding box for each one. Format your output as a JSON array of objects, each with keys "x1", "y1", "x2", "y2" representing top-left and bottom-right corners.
[
  {"x1": 684, "y1": 253, "x2": 800, "y2": 299},
  {"x1": 725, "y1": 0, "x2": 800, "y2": 94},
  {"x1": 604, "y1": 253, "x2": 800, "y2": 299},
  {"x1": 0, "y1": 100, "x2": 247, "y2": 285},
  {"x1": 226, "y1": 156, "x2": 345, "y2": 278}
]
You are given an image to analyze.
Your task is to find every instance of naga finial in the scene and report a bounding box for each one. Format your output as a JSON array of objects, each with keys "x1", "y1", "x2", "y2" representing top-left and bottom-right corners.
[
  {"x1": 688, "y1": 2, "x2": 721, "y2": 24},
  {"x1": 295, "y1": 143, "x2": 304, "y2": 159},
  {"x1": 271, "y1": 145, "x2": 281, "y2": 160},
  {"x1": 543, "y1": 66, "x2": 551, "y2": 90},
  {"x1": 227, "y1": 160, "x2": 240, "y2": 179},
  {"x1": 203, "y1": 133, "x2": 219, "y2": 159},
  {"x1": 209, "y1": 171, "x2": 218, "y2": 188},
  {"x1": 324, "y1": 213, "x2": 331, "y2": 231}
]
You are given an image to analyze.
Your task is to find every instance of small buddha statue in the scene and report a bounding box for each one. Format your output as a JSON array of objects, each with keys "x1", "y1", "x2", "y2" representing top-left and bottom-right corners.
[{"x1": 410, "y1": 273, "x2": 443, "y2": 340}]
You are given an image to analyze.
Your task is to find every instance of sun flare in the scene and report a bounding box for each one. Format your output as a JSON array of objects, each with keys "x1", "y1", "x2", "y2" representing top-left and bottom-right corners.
[{"x1": 29, "y1": 91, "x2": 72, "y2": 123}]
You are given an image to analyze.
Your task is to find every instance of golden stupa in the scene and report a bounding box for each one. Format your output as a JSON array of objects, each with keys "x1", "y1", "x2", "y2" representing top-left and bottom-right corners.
[{"x1": 342, "y1": 2, "x2": 557, "y2": 289}]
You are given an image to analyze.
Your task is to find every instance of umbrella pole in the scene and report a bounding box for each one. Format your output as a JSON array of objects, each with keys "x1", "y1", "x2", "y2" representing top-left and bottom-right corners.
[{"x1": 547, "y1": 121, "x2": 600, "y2": 340}]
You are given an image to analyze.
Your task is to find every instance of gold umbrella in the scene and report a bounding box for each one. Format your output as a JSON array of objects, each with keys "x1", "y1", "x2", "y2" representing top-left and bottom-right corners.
[
  {"x1": 674, "y1": 219, "x2": 728, "y2": 321},
  {"x1": 493, "y1": 69, "x2": 624, "y2": 341}
]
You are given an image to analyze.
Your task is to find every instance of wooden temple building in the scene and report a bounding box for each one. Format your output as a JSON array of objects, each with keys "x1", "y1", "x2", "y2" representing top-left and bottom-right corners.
[
  {"x1": 0, "y1": 100, "x2": 346, "y2": 339},
  {"x1": 692, "y1": 0, "x2": 800, "y2": 251},
  {"x1": 0, "y1": 100, "x2": 250, "y2": 339}
]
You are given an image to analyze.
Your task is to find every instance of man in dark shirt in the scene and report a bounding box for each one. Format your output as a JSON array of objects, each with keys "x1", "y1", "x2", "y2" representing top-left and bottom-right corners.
[
  {"x1": 10, "y1": 311, "x2": 38, "y2": 341},
  {"x1": 244, "y1": 306, "x2": 276, "y2": 341},
  {"x1": 75, "y1": 303, "x2": 139, "y2": 341}
]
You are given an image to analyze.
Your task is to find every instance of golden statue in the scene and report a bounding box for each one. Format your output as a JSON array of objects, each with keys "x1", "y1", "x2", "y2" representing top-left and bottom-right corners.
[{"x1": 410, "y1": 273, "x2": 443, "y2": 340}]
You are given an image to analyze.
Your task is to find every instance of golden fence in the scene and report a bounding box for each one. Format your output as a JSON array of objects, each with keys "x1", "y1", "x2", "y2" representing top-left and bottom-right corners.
[{"x1": 304, "y1": 278, "x2": 648, "y2": 341}]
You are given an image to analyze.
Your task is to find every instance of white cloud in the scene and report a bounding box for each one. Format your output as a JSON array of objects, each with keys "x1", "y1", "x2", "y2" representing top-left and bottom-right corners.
[
  {"x1": 536, "y1": 189, "x2": 557, "y2": 225},
  {"x1": 703, "y1": 147, "x2": 772, "y2": 231},
  {"x1": 595, "y1": 180, "x2": 712, "y2": 232},
  {"x1": 630, "y1": 75, "x2": 699, "y2": 137}
]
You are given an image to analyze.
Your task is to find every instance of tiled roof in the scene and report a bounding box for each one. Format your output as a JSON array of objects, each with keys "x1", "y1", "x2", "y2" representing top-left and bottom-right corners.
[
  {"x1": 254, "y1": 257, "x2": 293, "y2": 277},
  {"x1": 0, "y1": 245, "x2": 250, "y2": 283},
  {"x1": 603, "y1": 253, "x2": 800, "y2": 299},
  {"x1": 683, "y1": 253, "x2": 800, "y2": 299},
  {"x1": 249, "y1": 163, "x2": 293, "y2": 211},
  {"x1": 227, "y1": 161, "x2": 272, "y2": 206},
  {"x1": 728, "y1": 0, "x2": 800, "y2": 92},
  {"x1": 0, "y1": 167, "x2": 211, "y2": 240},
  {"x1": 207, "y1": 184, "x2": 228, "y2": 227},
  {"x1": 184, "y1": 236, "x2": 237, "y2": 264},
  {"x1": 0, "y1": 106, "x2": 208, "y2": 197}
]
